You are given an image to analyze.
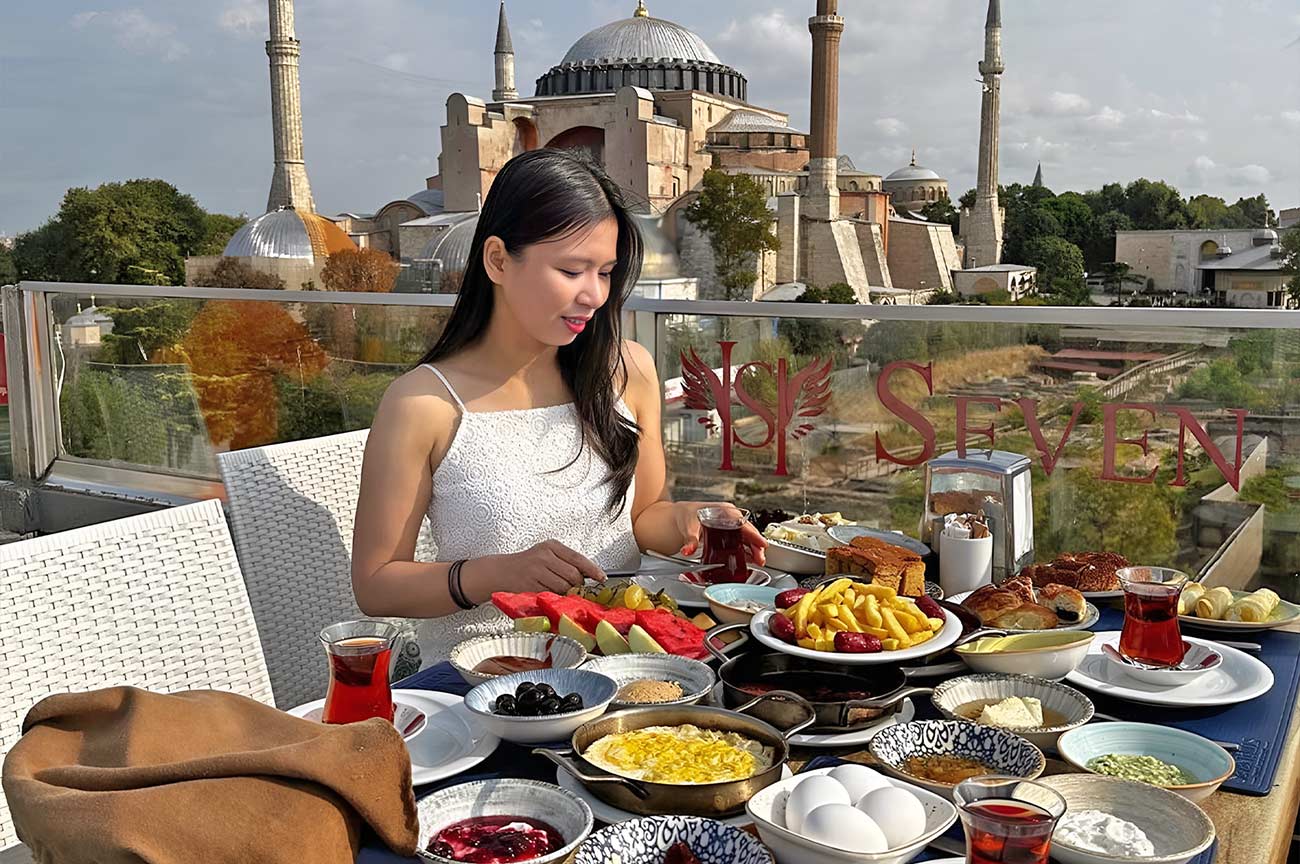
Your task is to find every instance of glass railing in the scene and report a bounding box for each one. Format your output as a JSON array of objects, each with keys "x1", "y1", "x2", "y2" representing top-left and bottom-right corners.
[{"x1": 7, "y1": 281, "x2": 1299, "y2": 594}]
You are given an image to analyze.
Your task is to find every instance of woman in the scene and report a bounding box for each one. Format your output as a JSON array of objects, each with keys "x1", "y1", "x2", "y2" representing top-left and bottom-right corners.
[{"x1": 351, "y1": 149, "x2": 764, "y2": 656}]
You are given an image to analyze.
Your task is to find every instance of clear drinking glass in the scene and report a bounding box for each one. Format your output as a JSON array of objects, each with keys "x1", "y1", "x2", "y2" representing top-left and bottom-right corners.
[
  {"x1": 319, "y1": 619, "x2": 400, "y2": 724},
  {"x1": 955, "y1": 775, "x2": 1067, "y2": 864},
  {"x1": 697, "y1": 506, "x2": 751, "y2": 584},
  {"x1": 1117, "y1": 566, "x2": 1188, "y2": 667}
]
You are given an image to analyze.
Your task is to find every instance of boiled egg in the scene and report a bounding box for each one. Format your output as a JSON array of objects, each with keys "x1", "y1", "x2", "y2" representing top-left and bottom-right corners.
[
  {"x1": 857, "y1": 785, "x2": 927, "y2": 848},
  {"x1": 827, "y1": 764, "x2": 891, "y2": 804},
  {"x1": 803, "y1": 803, "x2": 889, "y2": 853},
  {"x1": 784, "y1": 775, "x2": 850, "y2": 834}
]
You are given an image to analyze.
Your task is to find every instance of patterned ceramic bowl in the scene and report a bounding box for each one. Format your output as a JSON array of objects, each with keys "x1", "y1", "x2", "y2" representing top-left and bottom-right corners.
[
  {"x1": 416, "y1": 778, "x2": 594, "y2": 863},
  {"x1": 573, "y1": 815, "x2": 773, "y2": 864},
  {"x1": 464, "y1": 668, "x2": 617, "y2": 744},
  {"x1": 930, "y1": 673, "x2": 1094, "y2": 750},
  {"x1": 449, "y1": 632, "x2": 589, "y2": 686},
  {"x1": 580, "y1": 653, "x2": 716, "y2": 708},
  {"x1": 868, "y1": 719, "x2": 1046, "y2": 798}
]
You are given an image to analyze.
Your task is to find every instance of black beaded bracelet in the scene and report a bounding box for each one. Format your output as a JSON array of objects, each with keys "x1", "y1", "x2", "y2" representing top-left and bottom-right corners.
[{"x1": 448, "y1": 559, "x2": 475, "y2": 610}]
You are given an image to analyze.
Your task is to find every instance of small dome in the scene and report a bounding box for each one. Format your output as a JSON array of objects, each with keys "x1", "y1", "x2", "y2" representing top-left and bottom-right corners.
[
  {"x1": 709, "y1": 109, "x2": 802, "y2": 136},
  {"x1": 1252, "y1": 227, "x2": 1279, "y2": 246},
  {"x1": 223, "y1": 208, "x2": 356, "y2": 260},
  {"x1": 886, "y1": 163, "x2": 943, "y2": 182},
  {"x1": 561, "y1": 5, "x2": 721, "y2": 66},
  {"x1": 416, "y1": 213, "x2": 479, "y2": 273},
  {"x1": 407, "y1": 188, "x2": 445, "y2": 215}
]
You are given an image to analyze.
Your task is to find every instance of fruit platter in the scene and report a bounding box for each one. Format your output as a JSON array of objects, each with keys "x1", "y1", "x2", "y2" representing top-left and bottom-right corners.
[
  {"x1": 748, "y1": 579, "x2": 963, "y2": 665},
  {"x1": 491, "y1": 581, "x2": 731, "y2": 660}
]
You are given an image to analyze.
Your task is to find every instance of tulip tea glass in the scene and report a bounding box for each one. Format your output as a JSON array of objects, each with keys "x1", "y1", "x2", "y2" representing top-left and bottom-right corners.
[
  {"x1": 955, "y1": 775, "x2": 1067, "y2": 864},
  {"x1": 319, "y1": 619, "x2": 399, "y2": 724},
  {"x1": 1117, "y1": 566, "x2": 1188, "y2": 667},
  {"x1": 697, "y1": 507, "x2": 750, "y2": 584}
]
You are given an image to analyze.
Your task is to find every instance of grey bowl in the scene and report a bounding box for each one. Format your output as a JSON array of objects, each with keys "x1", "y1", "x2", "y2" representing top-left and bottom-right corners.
[
  {"x1": 580, "y1": 653, "x2": 717, "y2": 708},
  {"x1": 448, "y1": 632, "x2": 588, "y2": 686},
  {"x1": 930, "y1": 673, "x2": 1095, "y2": 750},
  {"x1": 417, "y1": 778, "x2": 594, "y2": 863},
  {"x1": 464, "y1": 668, "x2": 617, "y2": 744}
]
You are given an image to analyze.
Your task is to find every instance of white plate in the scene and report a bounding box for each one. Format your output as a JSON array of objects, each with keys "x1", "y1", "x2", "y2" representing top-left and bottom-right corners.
[
  {"x1": 1066, "y1": 631, "x2": 1274, "y2": 707},
  {"x1": 554, "y1": 765, "x2": 791, "y2": 826},
  {"x1": 749, "y1": 607, "x2": 963, "y2": 665},
  {"x1": 948, "y1": 590, "x2": 1100, "y2": 632},
  {"x1": 634, "y1": 568, "x2": 772, "y2": 610},
  {"x1": 1179, "y1": 590, "x2": 1300, "y2": 632},
  {"x1": 396, "y1": 690, "x2": 503, "y2": 785},
  {"x1": 707, "y1": 682, "x2": 916, "y2": 747}
]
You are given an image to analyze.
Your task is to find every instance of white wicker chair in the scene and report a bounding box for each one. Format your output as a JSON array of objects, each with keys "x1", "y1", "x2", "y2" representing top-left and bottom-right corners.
[{"x1": 0, "y1": 499, "x2": 274, "y2": 853}]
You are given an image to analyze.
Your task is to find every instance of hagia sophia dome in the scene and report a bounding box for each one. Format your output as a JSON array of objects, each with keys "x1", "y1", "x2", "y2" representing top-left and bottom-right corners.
[
  {"x1": 535, "y1": 0, "x2": 746, "y2": 100},
  {"x1": 223, "y1": 207, "x2": 356, "y2": 262}
]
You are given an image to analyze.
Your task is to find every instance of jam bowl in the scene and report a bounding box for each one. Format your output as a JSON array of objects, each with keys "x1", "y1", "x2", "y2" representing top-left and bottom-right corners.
[
  {"x1": 417, "y1": 778, "x2": 594, "y2": 863},
  {"x1": 449, "y1": 633, "x2": 589, "y2": 687}
]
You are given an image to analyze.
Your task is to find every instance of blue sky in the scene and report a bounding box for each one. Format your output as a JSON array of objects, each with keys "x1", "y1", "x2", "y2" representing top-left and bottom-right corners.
[{"x1": 1, "y1": 0, "x2": 1298, "y2": 236}]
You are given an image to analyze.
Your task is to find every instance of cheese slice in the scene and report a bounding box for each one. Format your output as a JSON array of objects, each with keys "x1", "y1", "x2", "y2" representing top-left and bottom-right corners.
[{"x1": 978, "y1": 696, "x2": 1044, "y2": 729}]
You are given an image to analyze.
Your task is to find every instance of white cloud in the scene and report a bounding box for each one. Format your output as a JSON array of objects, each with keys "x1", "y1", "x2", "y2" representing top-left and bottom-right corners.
[
  {"x1": 718, "y1": 9, "x2": 805, "y2": 59},
  {"x1": 72, "y1": 8, "x2": 188, "y2": 61},
  {"x1": 1228, "y1": 164, "x2": 1272, "y2": 186},
  {"x1": 1148, "y1": 107, "x2": 1203, "y2": 124},
  {"x1": 218, "y1": 1, "x2": 262, "y2": 36},
  {"x1": 874, "y1": 118, "x2": 907, "y2": 138},
  {"x1": 1187, "y1": 155, "x2": 1216, "y2": 187},
  {"x1": 1281, "y1": 110, "x2": 1300, "y2": 130},
  {"x1": 1088, "y1": 106, "x2": 1126, "y2": 129},
  {"x1": 1045, "y1": 91, "x2": 1091, "y2": 115}
]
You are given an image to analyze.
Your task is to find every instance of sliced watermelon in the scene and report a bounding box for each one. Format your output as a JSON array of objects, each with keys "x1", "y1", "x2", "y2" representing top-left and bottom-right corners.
[
  {"x1": 491, "y1": 591, "x2": 543, "y2": 619},
  {"x1": 634, "y1": 609, "x2": 707, "y2": 659},
  {"x1": 596, "y1": 605, "x2": 637, "y2": 635},
  {"x1": 537, "y1": 593, "x2": 606, "y2": 632}
]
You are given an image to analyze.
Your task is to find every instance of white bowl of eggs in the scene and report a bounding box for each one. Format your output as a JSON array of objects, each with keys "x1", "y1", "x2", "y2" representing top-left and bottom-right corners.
[{"x1": 745, "y1": 763, "x2": 957, "y2": 864}]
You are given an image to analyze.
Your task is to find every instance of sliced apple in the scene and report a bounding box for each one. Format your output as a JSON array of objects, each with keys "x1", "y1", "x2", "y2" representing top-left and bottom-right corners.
[
  {"x1": 558, "y1": 614, "x2": 596, "y2": 652},
  {"x1": 513, "y1": 616, "x2": 551, "y2": 633},
  {"x1": 596, "y1": 619, "x2": 632, "y2": 655},
  {"x1": 691, "y1": 612, "x2": 717, "y2": 630},
  {"x1": 627, "y1": 624, "x2": 666, "y2": 654}
]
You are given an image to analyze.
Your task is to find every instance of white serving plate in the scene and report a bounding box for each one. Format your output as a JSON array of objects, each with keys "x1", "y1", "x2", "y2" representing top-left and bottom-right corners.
[
  {"x1": 1178, "y1": 589, "x2": 1300, "y2": 633},
  {"x1": 748, "y1": 608, "x2": 962, "y2": 665},
  {"x1": 948, "y1": 590, "x2": 1100, "y2": 632},
  {"x1": 1065, "y1": 631, "x2": 1273, "y2": 707},
  {"x1": 746, "y1": 766, "x2": 957, "y2": 864},
  {"x1": 634, "y1": 568, "x2": 772, "y2": 610},
  {"x1": 762, "y1": 538, "x2": 827, "y2": 576},
  {"x1": 554, "y1": 765, "x2": 791, "y2": 827},
  {"x1": 289, "y1": 689, "x2": 500, "y2": 786}
]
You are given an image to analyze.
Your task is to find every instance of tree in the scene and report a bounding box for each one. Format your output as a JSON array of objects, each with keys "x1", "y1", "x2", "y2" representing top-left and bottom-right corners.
[
  {"x1": 197, "y1": 213, "x2": 247, "y2": 256},
  {"x1": 1097, "y1": 261, "x2": 1144, "y2": 297},
  {"x1": 919, "y1": 196, "x2": 958, "y2": 233},
  {"x1": 1231, "y1": 194, "x2": 1275, "y2": 228},
  {"x1": 97, "y1": 301, "x2": 200, "y2": 365},
  {"x1": 1282, "y1": 227, "x2": 1300, "y2": 307},
  {"x1": 0, "y1": 245, "x2": 16, "y2": 285},
  {"x1": 320, "y1": 247, "x2": 400, "y2": 293},
  {"x1": 684, "y1": 170, "x2": 779, "y2": 301},
  {"x1": 1024, "y1": 236, "x2": 1085, "y2": 293},
  {"x1": 778, "y1": 283, "x2": 863, "y2": 360},
  {"x1": 1121, "y1": 179, "x2": 1191, "y2": 230},
  {"x1": 189, "y1": 256, "x2": 287, "y2": 290}
]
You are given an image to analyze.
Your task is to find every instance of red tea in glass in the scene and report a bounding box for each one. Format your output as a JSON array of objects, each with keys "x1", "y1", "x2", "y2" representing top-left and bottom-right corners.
[
  {"x1": 319, "y1": 621, "x2": 399, "y2": 724},
  {"x1": 1117, "y1": 566, "x2": 1188, "y2": 667},
  {"x1": 697, "y1": 507, "x2": 750, "y2": 584},
  {"x1": 955, "y1": 777, "x2": 1065, "y2": 864}
]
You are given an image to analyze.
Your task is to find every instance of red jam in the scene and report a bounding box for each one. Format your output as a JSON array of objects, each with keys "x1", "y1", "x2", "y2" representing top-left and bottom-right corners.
[
  {"x1": 664, "y1": 842, "x2": 703, "y2": 864},
  {"x1": 427, "y1": 816, "x2": 564, "y2": 863}
]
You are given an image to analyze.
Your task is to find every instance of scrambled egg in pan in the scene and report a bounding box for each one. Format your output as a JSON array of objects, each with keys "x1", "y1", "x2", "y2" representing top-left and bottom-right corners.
[{"x1": 582, "y1": 724, "x2": 774, "y2": 784}]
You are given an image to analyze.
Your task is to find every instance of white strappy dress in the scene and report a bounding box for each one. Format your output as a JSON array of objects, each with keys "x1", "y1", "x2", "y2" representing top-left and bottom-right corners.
[{"x1": 413, "y1": 364, "x2": 642, "y2": 661}]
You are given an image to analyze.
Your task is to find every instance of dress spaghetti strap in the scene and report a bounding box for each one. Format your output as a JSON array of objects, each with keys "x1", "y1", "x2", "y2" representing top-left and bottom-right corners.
[{"x1": 421, "y1": 364, "x2": 468, "y2": 412}]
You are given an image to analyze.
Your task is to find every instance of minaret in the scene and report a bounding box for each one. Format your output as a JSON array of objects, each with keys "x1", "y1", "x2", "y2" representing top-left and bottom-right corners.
[
  {"x1": 965, "y1": 0, "x2": 1004, "y2": 267},
  {"x1": 1032, "y1": 162, "x2": 1044, "y2": 188},
  {"x1": 806, "y1": 0, "x2": 844, "y2": 220},
  {"x1": 492, "y1": 2, "x2": 518, "y2": 102},
  {"x1": 265, "y1": 0, "x2": 314, "y2": 212}
]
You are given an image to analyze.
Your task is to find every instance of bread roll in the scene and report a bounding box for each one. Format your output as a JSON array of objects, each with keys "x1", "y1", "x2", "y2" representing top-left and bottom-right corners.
[
  {"x1": 1000, "y1": 575, "x2": 1036, "y2": 605},
  {"x1": 1196, "y1": 586, "x2": 1234, "y2": 620},
  {"x1": 990, "y1": 603, "x2": 1061, "y2": 631},
  {"x1": 1036, "y1": 584, "x2": 1086, "y2": 623},
  {"x1": 1225, "y1": 588, "x2": 1280, "y2": 623},
  {"x1": 1178, "y1": 582, "x2": 1206, "y2": 616}
]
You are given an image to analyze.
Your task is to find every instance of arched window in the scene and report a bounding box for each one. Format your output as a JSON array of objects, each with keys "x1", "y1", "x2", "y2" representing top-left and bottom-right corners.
[
  {"x1": 1200, "y1": 240, "x2": 1219, "y2": 260},
  {"x1": 849, "y1": 181, "x2": 859, "y2": 190}
]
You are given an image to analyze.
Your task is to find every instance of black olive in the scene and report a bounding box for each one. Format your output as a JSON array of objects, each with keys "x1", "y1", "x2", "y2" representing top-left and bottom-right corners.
[
  {"x1": 495, "y1": 694, "x2": 517, "y2": 714},
  {"x1": 515, "y1": 681, "x2": 536, "y2": 697},
  {"x1": 562, "y1": 693, "x2": 584, "y2": 710},
  {"x1": 538, "y1": 697, "x2": 562, "y2": 715},
  {"x1": 518, "y1": 687, "x2": 544, "y2": 707},
  {"x1": 533, "y1": 683, "x2": 556, "y2": 698}
]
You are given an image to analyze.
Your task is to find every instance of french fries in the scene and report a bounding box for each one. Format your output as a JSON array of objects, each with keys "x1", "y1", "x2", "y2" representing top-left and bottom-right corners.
[{"x1": 777, "y1": 580, "x2": 943, "y2": 653}]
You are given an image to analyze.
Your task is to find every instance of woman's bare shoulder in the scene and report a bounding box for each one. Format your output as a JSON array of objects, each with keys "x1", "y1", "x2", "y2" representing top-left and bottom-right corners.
[
  {"x1": 372, "y1": 367, "x2": 458, "y2": 441},
  {"x1": 620, "y1": 339, "x2": 658, "y2": 389}
]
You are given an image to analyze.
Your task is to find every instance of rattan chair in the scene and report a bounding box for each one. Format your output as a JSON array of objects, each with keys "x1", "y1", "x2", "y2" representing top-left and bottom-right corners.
[{"x1": 0, "y1": 499, "x2": 273, "y2": 853}]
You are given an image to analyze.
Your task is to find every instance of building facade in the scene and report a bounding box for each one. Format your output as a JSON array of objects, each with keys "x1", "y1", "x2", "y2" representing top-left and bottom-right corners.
[{"x1": 1115, "y1": 228, "x2": 1264, "y2": 296}]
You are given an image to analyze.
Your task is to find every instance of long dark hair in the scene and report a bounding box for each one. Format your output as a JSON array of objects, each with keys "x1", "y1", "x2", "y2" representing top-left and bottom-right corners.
[{"x1": 418, "y1": 148, "x2": 644, "y2": 515}]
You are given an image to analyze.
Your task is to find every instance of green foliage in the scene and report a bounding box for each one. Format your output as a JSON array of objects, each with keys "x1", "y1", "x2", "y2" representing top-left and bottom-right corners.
[
  {"x1": 684, "y1": 170, "x2": 780, "y2": 301},
  {"x1": 919, "y1": 196, "x2": 958, "y2": 233},
  {"x1": 1024, "y1": 235, "x2": 1086, "y2": 293},
  {"x1": 189, "y1": 256, "x2": 286, "y2": 290},
  {"x1": 1036, "y1": 468, "x2": 1179, "y2": 563},
  {"x1": 197, "y1": 213, "x2": 247, "y2": 256},
  {"x1": 1228, "y1": 331, "x2": 1275, "y2": 375},
  {"x1": 1178, "y1": 359, "x2": 1263, "y2": 409},
  {"x1": 777, "y1": 283, "x2": 864, "y2": 360},
  {"x1": 0, "y1": 245, "x2": 16, "y2": 284},
  {"x1": 1281, "y1": 228, "x2": 1300, "y2": 306},
  {"x1": 97, "y1": 301, "x2": 200, "y2": 364},
  {"x1": 13, "y1": 180, "x2": 212, "y2": 285},
  {"x1": 59, "y1": 366, "x2": 204, "y2": 467},
  {"x1": 1237, "y1": 471, "x2": 1296, "y2": 513}
]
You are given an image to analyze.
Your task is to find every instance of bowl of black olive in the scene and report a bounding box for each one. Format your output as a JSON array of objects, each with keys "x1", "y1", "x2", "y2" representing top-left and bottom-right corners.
[{"x1": 465, "y1": 669, "x2": 618, "y2": 744}]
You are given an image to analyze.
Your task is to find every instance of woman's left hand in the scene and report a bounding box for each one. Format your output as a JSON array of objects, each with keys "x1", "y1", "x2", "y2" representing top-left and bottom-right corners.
[{"x1": 674, "y1": 502, "x2": 766, "y2": 566}]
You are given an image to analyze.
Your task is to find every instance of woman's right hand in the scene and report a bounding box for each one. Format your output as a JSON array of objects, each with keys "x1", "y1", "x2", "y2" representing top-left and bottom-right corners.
[{"x1": 477, "y1": 540, "x2": 606, "y2": 597}]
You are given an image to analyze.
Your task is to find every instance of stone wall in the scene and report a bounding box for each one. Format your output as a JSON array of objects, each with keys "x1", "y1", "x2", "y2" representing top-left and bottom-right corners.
[{"x1": 888, "y1": 220, "x2": 959, "y2": 292}]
